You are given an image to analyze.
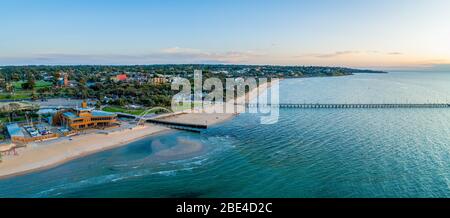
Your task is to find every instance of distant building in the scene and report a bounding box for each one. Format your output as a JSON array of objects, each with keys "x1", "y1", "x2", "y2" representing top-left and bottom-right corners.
[
  {"x1": 111, "y1": 74, "x2": 128, "y2": 82},
  {"x1": 43, "y1": 75, "x2": 54, "y2": 81},
  {"x1": 151, "y1": 77, "x2": 168, "y2": 85},
  {"x1": 64, "y1": 74, "x2": 69, "y2": 87},
  {"x1": 53, "y1": 101, "x2": 118, "y2": 130},
  {"x1": 212, "y1": 70, "x2": 229, "y2": 74},
  {"x1": 57, "y1": 73, "x2": 69, "y2": 87}
]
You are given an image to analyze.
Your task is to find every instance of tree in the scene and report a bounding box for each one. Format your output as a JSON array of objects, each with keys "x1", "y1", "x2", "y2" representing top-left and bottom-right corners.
[
  {"x1": 27, "y1": 72, "x2": 36, "y2": 89},
  {"x1": 7, "y1": 103, "x2": 21, "y2": 122},
  {"x1": 95, "y1": 101, "x2": 102, "y2": 109},
  {"x1": 118, "y1": 97, "x2": 127, "y2": 106},
  {"x1": 11, "y1": 73, "x2": 19, "y2": 81},
  {"x1": 21, "y1": 72, "x2": 36, "y2": 90},
  {"x1": 0, "y1": 75, "x2": 5, "y2": 89},
  {"x1": 52, "y1": 71, "x2": 61, "y2": 85},
  {"x1": 5, "y1": 82, "x2": 13, "y2": 93}
]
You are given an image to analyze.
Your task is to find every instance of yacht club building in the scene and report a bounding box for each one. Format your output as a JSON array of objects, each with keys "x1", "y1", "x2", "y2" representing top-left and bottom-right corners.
[{"x1": 54, "y1": 101, "x2": 118, "y2": 130}]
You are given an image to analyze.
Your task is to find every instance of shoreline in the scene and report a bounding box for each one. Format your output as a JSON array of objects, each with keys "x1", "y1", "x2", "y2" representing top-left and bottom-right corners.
[
  {"x1": 0, "y1": 128, "x2": 174, "y2": 180},
  {"x1": 0, "y1": 80, "x2": 274, "y2": 179},
  {"x1": 0, "y1": 125, "x2": 171, "y2": 180}
]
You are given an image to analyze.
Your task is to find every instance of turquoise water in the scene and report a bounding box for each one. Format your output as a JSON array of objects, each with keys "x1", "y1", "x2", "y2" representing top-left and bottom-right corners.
[{"x1": 1, "y1": 72, "x2": 450, "y2": 198}]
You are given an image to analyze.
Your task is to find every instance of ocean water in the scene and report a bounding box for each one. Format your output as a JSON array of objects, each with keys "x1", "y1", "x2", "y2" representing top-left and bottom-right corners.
[{"x1": 1, "y1": 71, "x2": 450, "y2": 198}]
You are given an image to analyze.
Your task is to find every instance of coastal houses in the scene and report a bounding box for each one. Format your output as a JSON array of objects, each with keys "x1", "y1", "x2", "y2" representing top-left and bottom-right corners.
[
  {"x1": 110, "y1": 73, "x2": 128, "y2": 82},
  {"x1": 56, "y1": 73, "x2": 70, "y2": 88},
  {"x1": 150, "y1": 77, "x2": 168, "y2": 85}
]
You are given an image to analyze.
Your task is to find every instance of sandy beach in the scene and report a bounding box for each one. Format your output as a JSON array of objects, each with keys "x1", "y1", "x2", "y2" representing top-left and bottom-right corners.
[
  {"x1": 0, "y1": 125, "x2": 169, "y2": 179},
  {"x1": 0, "y1": 79, "x2": 273, "y2": 179}
]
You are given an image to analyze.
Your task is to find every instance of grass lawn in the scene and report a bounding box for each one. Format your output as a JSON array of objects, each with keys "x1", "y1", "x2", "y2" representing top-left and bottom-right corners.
[
  {"x1": 0, "y1": 90, "x2": 32, "y2": 100},
  {"x1": 13, "y1": 80, "x2": 52, "y2": 90},
  {"x1": 0, "y1": 80, "x2": 53, "y2": 100},
  {"x1": 0, "y1": 116, "x2": 28, "y2": 123}
]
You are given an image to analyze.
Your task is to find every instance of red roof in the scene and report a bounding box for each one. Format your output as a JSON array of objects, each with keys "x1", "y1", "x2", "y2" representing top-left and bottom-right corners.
[{"x1": 116, "y1": 74, "x2": 127, "y2": 81}]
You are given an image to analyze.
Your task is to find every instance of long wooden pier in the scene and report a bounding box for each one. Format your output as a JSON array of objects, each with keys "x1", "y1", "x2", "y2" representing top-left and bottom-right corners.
[
  {"x1": 146, "y1": 119, "x2": 207, "y2": 129},
  {"x1": 245, "y1": 103, "x2": 450, "y2": 109}
]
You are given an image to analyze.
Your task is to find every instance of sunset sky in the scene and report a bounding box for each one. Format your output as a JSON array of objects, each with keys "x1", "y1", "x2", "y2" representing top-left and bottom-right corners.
[{"x1": 1, "y1": 0, "x2": 449, "y2": 70}]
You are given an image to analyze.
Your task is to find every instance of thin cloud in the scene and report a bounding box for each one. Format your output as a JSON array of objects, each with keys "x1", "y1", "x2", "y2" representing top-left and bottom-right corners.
[
  {"x1": 0, "y1": 48, "x2": 268, "y2": 65},
  {"x1": 387, "y1": 52, "x2": 403, "y2": 55},
  {"x1": 294, "y1": 51, "x2": 360, "y2": 59},
  {"x1": 296, "y1": 50, "x2": 404, "y2": 59},
  {"x1": 159, "y1": 47, "x2": 267, "y2": 63},
  {"x1": 314, "y1": 51, "x2": 360, "y2": 58}
]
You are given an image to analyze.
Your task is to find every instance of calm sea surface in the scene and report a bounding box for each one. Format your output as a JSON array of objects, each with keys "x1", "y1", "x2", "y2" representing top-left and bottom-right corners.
[{"x1": 1, "y1": 71, "x2": 450, "y2": 198}]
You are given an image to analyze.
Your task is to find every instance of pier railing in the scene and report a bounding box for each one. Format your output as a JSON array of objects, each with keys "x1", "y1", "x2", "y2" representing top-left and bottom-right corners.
[{"x1": 244, "y1": 103, "x2": 450, "y2": 109}]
